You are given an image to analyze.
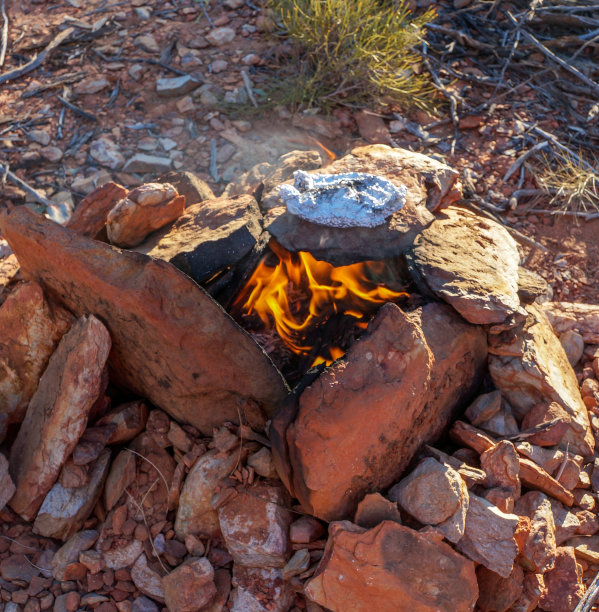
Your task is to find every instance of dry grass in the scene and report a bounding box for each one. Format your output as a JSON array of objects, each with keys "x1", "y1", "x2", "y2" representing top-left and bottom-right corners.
[
  {"x1": 266, "y1": 0, "x2": 436, "y2": 111},
  {"x1": 537, "y1": 150, "x2": 599, "y2": 214}
]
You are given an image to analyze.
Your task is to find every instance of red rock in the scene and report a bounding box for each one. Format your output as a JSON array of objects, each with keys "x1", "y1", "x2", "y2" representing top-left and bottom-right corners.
[
  {"x1": 0, "y1": 280, "x2": 72, "y2": 426},
  {"x1": 542, "y1": 302, "x2": 599, "y2": 345},
  {"x1": 8, "y1": 315, "x2": 111, "y2": 521},
  {"x1": 104, "y1": 450, "x2": 137, "y2": 511},
  {"x1": 538, "y1": 546, "x2": 584, "y2": 612},
  {"x1": 289, "y1": 516, "x2": 325, "y2": 544},
  {"x1": 106, "y1": 183, "x2": 185, "y2": 248},
  {"x1": 354, "y1": 493, "x2": 402, "y2": 529},
  {"x1": 247, "y1": 447, "x2": 277, "y2": 479},
  {"x1": 0, "y1": 453, "x2": 15, "y2": 510},
  {"x1": 576, "y1": 510, "x2": 599, "y2": 535},
  {"x1": 511, "y1": 572, "x2": 544, "y2": 612},
  {"x1": 476, "y1": 564, "x2": 524, "y2": 612},
  {"x1": 514, "y1": 491, "x2": 557, "y2": 573},
  {"x1": 389, "y1": 457, "x2": 467, "y2": 543},
  {"x1": 521, "y1": 402, "x2": 571, "y2": 446},
  {"x1": 162, "y1": 558, "x2": 216, "y2": 612},
  {"x1": 230, "y1": 565, "x2": 293, "y2": 612},
  {"x1": 97, "y1": 401, "x2": 148, "y2": 445},
  {"x1": 355, "y1": 111, "x2": 391, "y2": 144},
  {"x1": 59, "y1": 459, "x2": 89, "y2": 489},
  {"x1": 0, "y1": 207, "x2": 288, "y2": 434},
  {"x1": 66, "y1": 182, "x2": 128, "y2": 238},
  {"x1": 480, "y1": 440, "x2": 520, "y2": 498},
  {"x1": 550, "y1": 499, "x2": 581, "y2": 545},
  {"x1": 130, "y1": 554, "x2": 164, "y2": 603},
  {"x1": 217, "y1": 484, "x2": 292, "y2": 567},
  {"x1": 51, "y1": 529, "x2": 99, "y2": 581},
  {"x1": 489, "y1": 304, "x2": 594, "y2": 456},
  {"x1": 34, "y1": 448, "x2": 111, "y2": 540},
  {"x1": 305, "y1": 520, "x2": 478, "y2": 612},
  {"x1": 175, "y1": 449, "x2": 238, "y2": 539},
  {"x1": 274, "y1": 302, "x2": 486, "y2": 521},
  {"x1": 456, "y1": 493, "x2": 519, "y2": 578},
  {"x1": 464, "y1": 390, "x2": 502, "y2": 426}
]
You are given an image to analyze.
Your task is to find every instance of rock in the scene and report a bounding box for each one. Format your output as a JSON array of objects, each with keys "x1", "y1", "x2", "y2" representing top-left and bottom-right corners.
[
  {"x1": 0, "y1": 453, "x2": 15, "y2": 509},
  {"x1": 247, "y1": 448, "x2": 277, "y2": 479},
  {"x1": 101, "y1": 539, "x2": 143, "y2": 570},
  {"x1": 132, "y1": 597, "x2": 159, "y2": 612},
  {"x1": 559, "y1": 330, "x2": 585, "y2": 366},
  {"x1": 131, "y1": 554, "x2": 164, "y2": 603},
  {"x1": 224, "y1": 150, "x2": 322, "y2": 199},
  {"x1": 389, "y1": 458, "x2": 468, "y2": 543},
  {"x1": 480, "y1": 440, "x2": 520, "y2": 499},
  {"x1": 542, "y1": 302, "x2": 599, "y2": 344},
  {"x1": 104, "y1": 450, "x2": 136, "y2": 511},
  {"x1": 355, "y1": 110, "x2": 391, "y2": 144},
  {"x1": 0, "y1": 207, "x2": 288, "y2": 434},
  {"x1": 231, "y1": 565, "x2": 293, "y2": 612},
  {"x1": 66, "y1": 182, "x2": 128, "y2": 238},
  {"x1": 158, "y1": 171, "x2": 215, "y2": 206},
  {"x1": 156, "y1": 76, "x2": 201, "y2": 97},
  {"x1": 175, "y1": 449, "x2": 238, "y2": 539},
  {"x1": 305, "y1": 520, "x2": 478, "y2": 612},
  {"x1": 476, "y1": 564, "x2": 524, "y2": 612},
  {"x1": 1, "y1": 554, "x2": 40, "y2": 583},
  {"x1": 274, "y1": 301, "x2": 486, "y2": 521},
  {"x1": 289, "y1": 516, "x2": 325, "y2": 544},
  {"x1": 517, "y1": 266, "x2": 549, "y2": 304},
  {"x1": 205, "y1": 27, "x2": 235, "y2": 46},
  {"x1": 282, "y1": 548, "x2": 310, "y2": 580},
  {"x1": 217, "y1": 484, "x2": 292, "y2": 567},
  {"x1": 135, "y1": 194, "x2": 264, "y2": 285},
  {"x1": 550, "y1": 499, "x2": 581, "y2": 545},
  {"x1": 8, "y1": 315, "x2": 111, "y2": 521},
  {"x1": 521, "y1": 402, "x2": 571, "y2": 447},
  {"x1": 123, "y1": 154, "x2": 172, "y2": 174},
  {"x1": 478, "y1": 403, "x2": 519, "y2": 437},
  {"x1": 162, "y1": 558, "x2": 216, "y2": 612},
  {"x1": 514, "y1": 492, "x2": 557, "y2": 573},
  {"x1": 34, "y1": 449, "x2": 111, "y2": 540},
  {"x1": 50, "y1": 530, "x2": 98, "y2": 581},
  {"x1": 135, "y1": 34, "x2": 160, "y2": 53},
  {"x1": 406, "y1": 206, "x2": 522, "y2": 324},
  {"x1": 106, "y1": 183, "x2": 185, "y2": 248},
  {"x1": 264, "y1": 145, "x2": 460, "y2": 264},
  {"x1": 456, "y1": 493, "x2": 519, "y2": 578},
  {"x1": 75, "y1": 77, "x2": 110, "y2": 95},
  {"x1": 97, "y1": 401, "x2": 148, "y2": 444},
  {"x1": 511, "y1": 572, "x2": 544, "y2": 612},
  {"x1": 40, "y1": 146, "x2": 63, "y2": 163},
  {"x1": 538, "y1": 547, "x2": 584, "y2": 612},
  {"x1": 29, "y1": 130, "x2": 51, "y2": 146},
  {"x1": 464, "y1": 390, "x2": 502, "y2": 426},
  {"x1": 280, "y1": 171, "x2": 406, "y2": 228},
  {"x1": 0, "y1": 281, "x2": 72, "y2": 426},
  {"x1": 90, "y1": 138, "x2": 125, "y2": 170},
  {"x1": 489, "y1": 303, "x2": 594, "y2": 456},
  {"x1": 354, "y1": 493, "x2": 402, "y2": 529},
  {"x1": 79, "y1": 550, "x2": 105, "y2": 574}
]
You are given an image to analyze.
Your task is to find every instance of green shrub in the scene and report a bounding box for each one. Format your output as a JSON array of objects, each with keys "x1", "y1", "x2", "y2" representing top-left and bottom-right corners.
[{"x1": 266, "y1": 0, "x2": 436, "y2": 111}]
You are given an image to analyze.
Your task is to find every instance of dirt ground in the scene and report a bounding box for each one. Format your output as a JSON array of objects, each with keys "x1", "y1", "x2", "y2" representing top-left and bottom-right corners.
[{"x1": 0, "y1": 0, "x2": 598, "y2": 306}]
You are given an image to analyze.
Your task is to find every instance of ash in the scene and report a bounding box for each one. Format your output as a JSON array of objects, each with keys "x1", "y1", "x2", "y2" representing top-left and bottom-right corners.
[{"x1": 280, "y1": 170, "x2": 408, "y2": 228}]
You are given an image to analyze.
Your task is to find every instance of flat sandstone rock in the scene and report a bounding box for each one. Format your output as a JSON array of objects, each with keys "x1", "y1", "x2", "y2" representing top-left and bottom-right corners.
[
  {"x1": 0, "y1": 208, "x2": 288, "y2": 435},
  {"x1": 8, "y1": 315, "x2": 111, "y2": 521}
]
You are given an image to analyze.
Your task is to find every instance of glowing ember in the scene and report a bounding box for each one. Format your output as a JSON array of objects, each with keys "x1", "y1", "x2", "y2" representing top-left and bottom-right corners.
[{"x1": 231, "y1": 241, "x2": 408, "y2": 369}]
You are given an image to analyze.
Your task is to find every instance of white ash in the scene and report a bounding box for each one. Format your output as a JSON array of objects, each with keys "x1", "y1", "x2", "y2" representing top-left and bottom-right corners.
[{"x1": 280, "y1": 170, "x2": 407, "y2": 228}]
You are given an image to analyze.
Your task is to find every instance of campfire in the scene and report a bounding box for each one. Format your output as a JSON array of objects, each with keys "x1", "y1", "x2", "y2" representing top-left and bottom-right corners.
[{"x1": 230, "y1": 240, "x2": 408, "y2": 376}]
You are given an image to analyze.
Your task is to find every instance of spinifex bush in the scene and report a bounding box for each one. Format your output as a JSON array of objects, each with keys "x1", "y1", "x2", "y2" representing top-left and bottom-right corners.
[{"x1": 268, "y1": 0, "x2": 436, "y2": 110}]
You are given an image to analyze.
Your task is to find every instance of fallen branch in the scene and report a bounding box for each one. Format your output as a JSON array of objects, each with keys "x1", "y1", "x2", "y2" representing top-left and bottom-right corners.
[
  {"x1": 0, "y1": 163, "x2": 54, "y2": 208},
  {"x1": 0, "y1": 27, "x2": 74, "y2": 86},
  {"x1": 507, "y1": 12, "x2": 599, "y2": 97},
  {"x1": 574, "y1": 571, "x2": 599, "y2": 612},
  {"x1": 57, "y1": 95, "x2": 98, "y2": 122},
  {"x1": 502, "y1": 141, "x2": 549, "y2": 182}
]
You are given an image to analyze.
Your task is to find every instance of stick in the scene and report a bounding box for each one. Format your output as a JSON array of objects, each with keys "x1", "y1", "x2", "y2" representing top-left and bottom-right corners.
[
  {"x1": 209, "y1": 138, "x2": 219, "y2": 182},
  {"x1": 574, "y1": 571, "x2": 599, "y2": 612},
  {"x1": 0, "y1": 163, "x2": 54, "y2": 208},
  {"x1": 0, "y1": 0, "x2": 7, "y2": 68},
  {"x1": 507, "y1": 12, "x2": 599, "y2": 97},
  {"x1": 0, "y1": 27, "x2": 74, "y2": 85},
  {"x1": 57, "y1": 95, "x2": 98, "y2": 122},
  {"x1": 241, "y1": 70, "x2": 258, "y2": 107},
  {"x1": 502, "y1": 141, "x2": 549, "y2": 182}
]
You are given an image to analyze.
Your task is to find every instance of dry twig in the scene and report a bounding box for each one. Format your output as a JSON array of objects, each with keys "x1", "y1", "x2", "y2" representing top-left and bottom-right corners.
[{"x1": 0, "y1": 0, "x2": 8, "y2": 68}]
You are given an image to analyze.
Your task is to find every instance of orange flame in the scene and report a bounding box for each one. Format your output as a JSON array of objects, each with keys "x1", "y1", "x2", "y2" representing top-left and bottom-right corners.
[{"x1": 232, "y1": 241, "x2": 408, "y2": 367}]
